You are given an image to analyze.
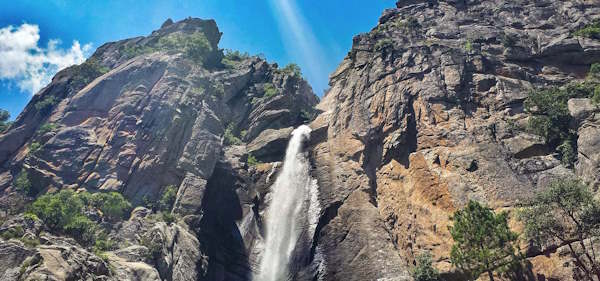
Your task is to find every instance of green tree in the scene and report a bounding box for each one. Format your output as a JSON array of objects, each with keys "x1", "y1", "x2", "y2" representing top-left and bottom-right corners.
[
  {"x1": 0, "y1": 109, "x2": 9, "y2": 132},
  {"x1": 519, "y1": 179, "x2": 600, "y2": 280},
  {"x1": 412, "y1": 252, "x2": 441, "y2": 281},
  {"x1": 159, "y1": 185, "x2": 177, "y2": 211},
  {"x1": 449, "y1": 200, "x2": 519, "y2": 281}
]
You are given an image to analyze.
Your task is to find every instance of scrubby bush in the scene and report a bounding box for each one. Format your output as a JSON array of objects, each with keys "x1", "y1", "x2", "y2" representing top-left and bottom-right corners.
[
  {"x1": 222, "y1": 49, "x2": 250, "y2": 68},
  {"x1": 34, "y1": 96, "x2": 57, "y2": 114},
  {"x1": 374, "y1": 38, "x2": 394, "y2": 51},
  {"x1": 14, "y1": 169, "x2": 32, "y2": 195},
  {"x1": 37, "y1": 123, "x2": 57, "y2": 135},
  {"x1": 160, "y1": 211, "x2": 175, "y2": 224},
  {"x1": 279, "y1": 63, "x2": 302, "y2": 77},
  {"x1": 28, "y1": 142, "x2": 41, "y2": 155},
  {"x1": 574, "y1": 21, "x2": 600, "y2": 39},
  {"x1": 28, "y1": 190, "x2": 131, "y2": 244},
  {"x1": 90, "y1": 192, "x2": 132, "y2": 221},
  {"x1": 223, "y1": 123, "x2": 242, "y2": 145},
  {"x1": 247, "y1": 154, "x2": 260, "y2": 166},
  {"x1": 157, "y1": 32, "x2": 213, "y2": 64},
  {"x1": 524, "y1": 86, "x2": 579, "y2": 165},
  {"x1": 263, "y1": 83, "x2": 279, "y2": 99},
  {"x1": 159, "y1": 185, "x2": 177, "y2": 211},
  {"x1": 412, "y1": 252, "x2": 441, "y2": 281},
  {"x1": 0, "y1": 109, "x2": 10, "y2": 132},
  {"x1": 72, "y1": 58, "x2": 109, "y2": 86}
]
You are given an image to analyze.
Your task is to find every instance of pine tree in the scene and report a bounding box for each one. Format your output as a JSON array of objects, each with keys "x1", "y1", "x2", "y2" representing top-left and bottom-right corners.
[{"x1": 449, "y1": 200, "x2": 519, "y2": 281}]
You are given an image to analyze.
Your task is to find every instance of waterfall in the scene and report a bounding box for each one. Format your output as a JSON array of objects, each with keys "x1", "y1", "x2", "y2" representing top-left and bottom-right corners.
[{"x1": 255, "y1": 125, "x2": 321, "y2": 281}]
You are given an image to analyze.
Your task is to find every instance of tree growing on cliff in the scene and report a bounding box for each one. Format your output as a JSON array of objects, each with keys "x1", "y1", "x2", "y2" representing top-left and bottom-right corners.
[
  {"x1": 449, "y1": 200, "x2": 519, "y2": 281},
  {"x1": 412, "y1": 252, "x2": 441, "y2": 281},
  {"x1": 519, "y1": 179, "x2": 600, "y2": 281}
]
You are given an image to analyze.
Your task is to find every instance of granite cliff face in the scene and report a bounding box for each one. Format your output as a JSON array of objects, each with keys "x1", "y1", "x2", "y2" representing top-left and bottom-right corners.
[
  {"x1": 308, "y1": 0, "x2": 600, "y2": 280},
  {"x1": 0, "y1": 18, "x2": 318, "y2": 281},
  {"x1": 2, "y1": 1, "x2": 600, "y2": 280}
]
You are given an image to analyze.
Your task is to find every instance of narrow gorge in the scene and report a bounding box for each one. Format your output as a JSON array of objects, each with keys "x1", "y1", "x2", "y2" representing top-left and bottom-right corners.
[{"x1": 0, "y1": 1, "x2": 600, "y2": 281}]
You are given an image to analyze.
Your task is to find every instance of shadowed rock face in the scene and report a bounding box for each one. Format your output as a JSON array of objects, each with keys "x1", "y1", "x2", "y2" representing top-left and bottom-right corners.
[
  {"x1": 308, "y1": 0, "x2": 600, "y2": 280},
  {"x1": 0, "y1": 18, "x2": 317, "y2": 281}
]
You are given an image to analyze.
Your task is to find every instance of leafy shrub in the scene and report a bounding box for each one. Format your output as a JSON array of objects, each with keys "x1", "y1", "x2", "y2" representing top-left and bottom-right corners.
[
  {"x1": 412, "y1": 252, "x2": 441, "y2": 281},
  {"x1": 222, "y1": 49, "x2": 250, "y2": 68},
  {"x1": 28, "y1": 190, "x2": 131, "y2": 244},
  {"x1": 20, "y1": 236, "x2": 40, "y2": 248},
  {"x1": 72, "y1": 58, "x2": 109, "y2": 86},
  {"x1": 557, "y1": 140, "x2": 576, "y2": 167},
  {"x1": 37, "y1": 123, "x2": 57, "y2": 135},
  {"x1": 64, "y1": 215, "x2": 96, "y2": 244},
  {"x1": 29, "y1": 142, "x2": 41, "y2": 155},
  {"x1": 160, "y1": 211, "x2": 175, "y2": 224},
  {"x1": 0, "y1": 226, "x2": 24, "y2": 240},
  {"x1": 247, "y1": 154, "x2": 260, "y2": 166},
  {"x1": 34, "y1": 96, "x2": 57, "y2": 114},
  {"x1": 90, "y1": 192, "x2": 132, "y2": 221},
  {"x1": 593, "y1": 85, "x2": 600, "y2": 104},
  {"x1": 392, "y1": 16, "x2": 421, "y2": 32},
  {"x1": 464, "y1": 40, "x2": 473, "y2": 52},
  {"x1": 524, "y1": 86, "x2": 580, "y2": 165},
  {"x1": 574, "y1": 21, "x2": 600, "y2": 39},
  {"x1": 159, "y1": 185, "x2": 177, "y2": 211},
  {"x1": 0, "y1": 109, "x2": 9, "y2": 132},
  {"x1": 94, "y1": 231, "x2": 114, "y2": 253},
  {"x1": 279, "y1": 63, "x2": 302, "y2": 77},
  {"x1": 14, "y1": 169, "x2": 32, "y2": 195},
  {"x1": 223, "y1": 123, "x2": 242, "y2": 145},
  {"x1": 374, "y1": 38, "x2": 394, "y2": 51},
  {"x1": 157, "y1": 32, "x2": 213, "y2": 64},
  {"x1": 263, "y1": 83, "x2": 279, "y2": 99},
  {"x1": 588, "y1": 63, "x2": 600, "y2": 80}
]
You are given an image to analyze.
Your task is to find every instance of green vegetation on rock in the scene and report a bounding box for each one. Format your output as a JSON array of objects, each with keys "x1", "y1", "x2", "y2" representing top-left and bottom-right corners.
[
  {"x1": 0, "y1": 109, "x2": 10, "y2": 132},
  {"x1": 27, "y1": 190, "x2": 131, "y2": 244},
  {"x1": 574, "y1": 21, "x2": 600, "y2": 40},
  {"x1": 278, "y1": 63, "x2": 302, "y2": 77},
  {"x1": 222, "y1": 49, "x2": 250, "y2": 68},
  {"x1": 223, "y1": 123, "x2": 242, "y2": 145},
  {"x1": 449, "y1": 200, "x2": 520, "y2": 281},
  {"x1": 14, "y1": 169, "x2": 33, "y2": 195},
  {"x1": 37, "y1": 123, "x2": 57, "y2": 135},
  {"x1": 411, "y1": 252, "x2": 441, "y2": 281},
  {"x1": 159, "y1": 185, "x2": 177, "y2": 211},
  {"x1": 247, "y1": 154, "x2": 260, "y2": 166},
  {"x1": 71, "y1": 58, "x2": 110, "y2": 87},
  {"x1": 34, "y1": 96, "x2": 57, "y2": 115},
  {"x1": 519, "y1": 179, "x2": 600, "y2": 280},
  {"x1": 263, "y1": 83, "x2": 279, "y2": 99}
]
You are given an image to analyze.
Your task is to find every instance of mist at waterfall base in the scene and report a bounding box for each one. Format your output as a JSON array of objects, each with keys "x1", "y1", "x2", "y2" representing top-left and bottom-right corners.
[{"x1": 255, "y1": 125, "x2": 321, "y2": 281}]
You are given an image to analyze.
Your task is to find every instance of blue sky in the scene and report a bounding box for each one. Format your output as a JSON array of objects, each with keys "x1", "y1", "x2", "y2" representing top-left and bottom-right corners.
[{"x1": 0, "y1": 0, "x2": 396, "y2": 120}]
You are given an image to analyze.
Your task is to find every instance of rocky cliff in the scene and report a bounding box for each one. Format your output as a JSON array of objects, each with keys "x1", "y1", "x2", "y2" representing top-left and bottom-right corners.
[
  {"x1": 2, "y1": 1, "x2": 600, "y2": 281},
  {"x1": 309, "y1": 0, "x2": 600, "y2": 280},
  {"x1": 0, "y1": 18, "x2": 318, "y2": 281}
]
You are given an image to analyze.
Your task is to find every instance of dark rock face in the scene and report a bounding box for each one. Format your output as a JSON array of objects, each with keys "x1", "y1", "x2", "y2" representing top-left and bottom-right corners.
[
  {"x1": 308, "y1": 0, "x2": 600, "y2": 280},
  {"x1": 0, "y1": 18, "x2": 317, "y2": 281}
]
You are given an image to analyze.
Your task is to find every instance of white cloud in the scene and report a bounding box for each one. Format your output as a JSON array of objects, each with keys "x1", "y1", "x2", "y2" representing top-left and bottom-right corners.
[{"x1": 0, "y1": 23, "x2": 92, "y2": 95}]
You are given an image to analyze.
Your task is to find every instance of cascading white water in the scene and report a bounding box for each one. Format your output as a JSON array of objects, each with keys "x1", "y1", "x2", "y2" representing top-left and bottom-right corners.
[{"x1": 255, "y1": 125, "x2": 320, "y2": 281}]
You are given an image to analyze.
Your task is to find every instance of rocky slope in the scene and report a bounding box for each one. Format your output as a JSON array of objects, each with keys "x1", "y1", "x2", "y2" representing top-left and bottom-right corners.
[
  {"x1": 0, "y1": 18, "x2": 317, "y2": 281},
  {"x1": 308, "y1": 0, "x2": 600, "y2": 280}
]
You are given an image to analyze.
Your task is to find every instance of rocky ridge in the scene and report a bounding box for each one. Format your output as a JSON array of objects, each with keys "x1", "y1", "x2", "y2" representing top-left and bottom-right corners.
[
  {"x1": 308, "y1": 0, "x2": 600, "y2": 280},
  {"x1": 0, "y1": 18, "x2": 317, "y2": 281}
]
